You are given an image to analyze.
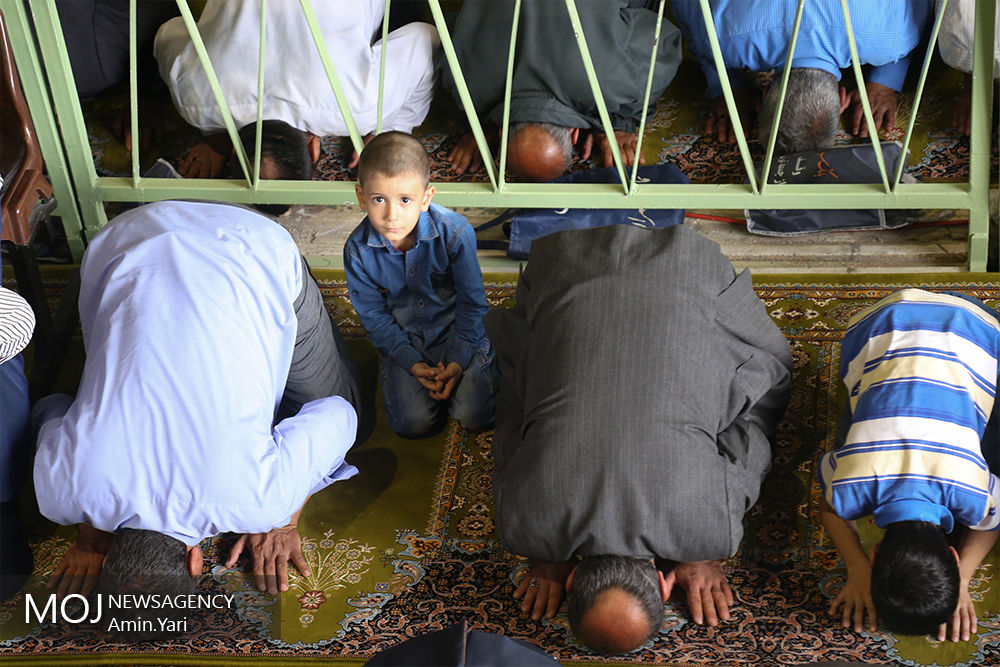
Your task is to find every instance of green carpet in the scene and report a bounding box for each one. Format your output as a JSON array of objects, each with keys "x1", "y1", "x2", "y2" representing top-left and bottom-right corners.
[{"x1": 0, "y1": 270, "x2": 998, "y2": 666}]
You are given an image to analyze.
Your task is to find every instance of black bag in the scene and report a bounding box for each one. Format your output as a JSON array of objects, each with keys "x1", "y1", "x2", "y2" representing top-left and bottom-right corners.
[
  {"x1": 746, "y1": 142, "x2": 917, "y2": 235},
  {"x1": 475, "y1": 164, "x2": 689, "y2": 259}
]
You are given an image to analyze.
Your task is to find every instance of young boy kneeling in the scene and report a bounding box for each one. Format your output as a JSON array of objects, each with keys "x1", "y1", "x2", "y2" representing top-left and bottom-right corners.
[
  {"x1": 345, "y1": 132, "x2": 498, "y2": 438},
  {"x1": 819, "y1": 289, "x2": 1000, "y2": 641}
]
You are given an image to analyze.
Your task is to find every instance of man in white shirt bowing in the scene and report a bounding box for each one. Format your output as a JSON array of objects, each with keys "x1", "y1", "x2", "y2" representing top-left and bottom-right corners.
[{"x1": 32, "y1": 200, "x2": 368, "y2": 636}]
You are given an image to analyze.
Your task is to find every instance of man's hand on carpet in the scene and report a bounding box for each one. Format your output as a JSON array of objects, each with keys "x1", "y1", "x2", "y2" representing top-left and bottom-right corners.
[
  {"x1": 849, "y1": 82, "x2": 897, "y2": 138},
  {"x1": 580, "y1": 131, "x2": 645, "y2": 168},
  {"x1": 178, "y1": 140, "x2": 227, "y2": 178},
  {"x1": 449, "y1": 132, "x2": 487, "y2": 175},
  {"x1": 829, "y1": 570, "x2": 876, "y2": 632},
  {"x1": 48, "y1": 524, "x2": 113, "y2": 598},
  {"x1": 939, "y1": 583, "x2": 977, "y2": 642},
  {"x1": 662, "y1": 560, "x2": 734, "y2": 627},
  {"x1": 429, "y1": 362, "x2": 463, "y2": 401},
  {"x1": 225, "y1": 525, "x2": 311, "y2": 594},
  {"x1": 513, "y1": 561, "x2": 574, "y2": 621},
  {"x1": 705, "y1": 88, "x2": 755, "y2": 145}
]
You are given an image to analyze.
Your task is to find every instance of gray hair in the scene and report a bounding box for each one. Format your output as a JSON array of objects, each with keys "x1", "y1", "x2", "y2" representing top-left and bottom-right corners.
[
  {"x1": 758, "y1": 68, "x2": 840, "y2": 154},
  {"x1": 509, "y1": 121, "x2": 574, "y2": 172},
  {"x1": 94, "y1": 529, "x2": 197, "y2": 641},
  {"x1": 567, "y1": 556, "x2": 663, "y2": 654}
]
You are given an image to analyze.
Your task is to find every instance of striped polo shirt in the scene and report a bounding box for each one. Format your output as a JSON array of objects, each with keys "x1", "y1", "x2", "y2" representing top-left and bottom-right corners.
[
  {"x1": 819, "y1": 289, "x2": 1000, "y2": 532},
  {"x1": 0, "y1": 287, "x2": 35, "y2": 365}
]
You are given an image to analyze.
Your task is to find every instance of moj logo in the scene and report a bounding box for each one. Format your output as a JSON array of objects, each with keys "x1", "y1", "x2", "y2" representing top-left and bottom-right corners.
[
  {"x1": 24, "y1": 594, "x2": 102, "y2": 624},
  {"x1": 24, "y1": 593, "x2": 234, "y2": 634}
]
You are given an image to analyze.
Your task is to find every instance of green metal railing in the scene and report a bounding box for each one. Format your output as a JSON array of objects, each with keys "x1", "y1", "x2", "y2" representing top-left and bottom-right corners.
[{"x1": 3, "y1": 0, "x2": 997, "y2": 269}]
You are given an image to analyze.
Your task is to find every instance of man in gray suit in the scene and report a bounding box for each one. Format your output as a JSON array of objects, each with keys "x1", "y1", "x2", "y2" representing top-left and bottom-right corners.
[{"x1": 486, "y1": 224, "x2": 792, "y2": 655}]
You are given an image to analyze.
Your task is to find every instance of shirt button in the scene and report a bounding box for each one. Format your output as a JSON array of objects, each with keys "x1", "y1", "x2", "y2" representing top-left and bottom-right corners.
[{"x1": 418, "y1": 300, "x2": 424, "y2": 307}]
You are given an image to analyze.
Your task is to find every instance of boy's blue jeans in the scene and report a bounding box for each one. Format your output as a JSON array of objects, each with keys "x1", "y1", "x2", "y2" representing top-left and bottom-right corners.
[{"x1": 379, "y1": 342, "x2": 499, "y2": 438}]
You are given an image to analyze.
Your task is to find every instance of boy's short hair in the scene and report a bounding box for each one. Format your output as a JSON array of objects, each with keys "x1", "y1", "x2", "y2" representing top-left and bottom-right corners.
[
  {"x1": 227, "y1": 119, "x2": 312, "y2": 216},
  {"x1": 356, "y1": 131, "x2": 430, "y2": 189},
  {"x1": 870, "y1": 520, "x2": 959, "y2": 635}
]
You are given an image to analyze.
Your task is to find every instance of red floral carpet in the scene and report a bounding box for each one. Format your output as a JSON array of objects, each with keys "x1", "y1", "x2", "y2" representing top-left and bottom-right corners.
[{"x1": 0, "y1": 272, "x2": 997, "y2": 666}]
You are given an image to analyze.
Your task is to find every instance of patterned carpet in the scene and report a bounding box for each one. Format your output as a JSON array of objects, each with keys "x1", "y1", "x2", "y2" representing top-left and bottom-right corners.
[{"x1": 0, "y1": 270, "x2": 997, "y2": 666}]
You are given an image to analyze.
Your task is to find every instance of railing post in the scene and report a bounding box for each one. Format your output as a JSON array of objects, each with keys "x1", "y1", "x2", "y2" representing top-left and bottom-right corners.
[{"x1": 967, "y1": 0, "x2": 995, "y2": 271}]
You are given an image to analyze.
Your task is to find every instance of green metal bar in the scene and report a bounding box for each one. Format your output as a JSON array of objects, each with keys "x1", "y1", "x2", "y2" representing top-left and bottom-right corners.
[
  {"x1": 96, "y1": 177, "x2": 981, "y2": 210},
  {"x1": 966, "y1": 0, "x2": 995, "y2": 271},
  {"x1": 696, "y1": 0, "x2": 758, "y2": 193},
  {"x1": 496, "y1": 0, "x2": 522, "y2": 191},
  {"x1": 564, "y1": 0, "x2": 627, "y2": 190},
  {"x1": 892, "y1": 0, "x2": 948, "y2": 190},
  {"x1": 840, "y1": 0, "x2": 890, "y2": 193},
  {"x1": 760, "y1": 0, "x2": 805, "y2": 194},
  {"x1": 253, "y1": 0, "x2": 267, "y2": 189},
  {"x1": 128, "y1": 0, "x2": 139, "y2": 186},
  {"x1": 23, "y1": 0, "x2": 107, "y2": 243},
  {"x1": 426, "y1": 0, "x2": 498, "y2": 189},
  {"x1": 376, "y1": 0, "x2": 390, "y2": 135},
  {"x1": 2, "y1": 0, "x2": 86, "y2": 258},
  {"x1": 298, "y1": 0, "x2": 364, "y2": 159},
  {"x1": 173, "y1": 0, "x2": 252, "y2": 183},
  {"x1": 628, "y1": 0, "x2": 665, "y2": 194}
]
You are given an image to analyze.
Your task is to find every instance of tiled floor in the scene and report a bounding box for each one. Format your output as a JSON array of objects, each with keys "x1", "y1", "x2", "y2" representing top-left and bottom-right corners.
[{"x1": 278, "y1": 200, "x2": 993, "y2": 274}]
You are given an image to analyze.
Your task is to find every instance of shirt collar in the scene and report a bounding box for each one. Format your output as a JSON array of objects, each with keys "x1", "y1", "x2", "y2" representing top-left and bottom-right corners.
[
  {"x1": 873, "y1": 500, "x2": 954, "y2": 533},
  {"x1": 365, "y1": 208, "x2": 441, "y2": 251}
]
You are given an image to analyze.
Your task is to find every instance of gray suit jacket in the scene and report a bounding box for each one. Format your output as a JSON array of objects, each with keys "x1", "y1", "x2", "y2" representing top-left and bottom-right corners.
[{"x1": 486, "y1": 224, "x2": 792, "y2": 563}]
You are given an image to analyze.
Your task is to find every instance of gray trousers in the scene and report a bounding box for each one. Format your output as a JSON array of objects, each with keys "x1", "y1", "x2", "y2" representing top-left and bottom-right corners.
[{"x1": 277, "y1": 258, "x2": 373, "y2": 447}]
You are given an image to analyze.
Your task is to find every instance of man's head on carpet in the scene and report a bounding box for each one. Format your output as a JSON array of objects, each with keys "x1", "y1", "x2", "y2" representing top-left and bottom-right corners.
[
  {"x1": 758, "y1": 68, "x2": 845, "y2": 154},
  {"x1": 566, "y1": 556, "x2": 663, "y2": 655},
  {"x1": 94, "y1": 528, "x2": 201, "y2": 641},
  {"x1": 870, "y1": 520, "x2": 960, "y2": 635},
  {"x1": 226, "y1": 120, "x2": 314, "y2": 216},
  {"x1": 506, "y1": 122, "x2": 575, "y2": 182}
]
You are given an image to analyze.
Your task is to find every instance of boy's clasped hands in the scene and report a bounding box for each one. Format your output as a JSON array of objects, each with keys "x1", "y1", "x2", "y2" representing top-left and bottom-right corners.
[{"x1": 411, "y1": 361, "x2": 463, "y2": 400}]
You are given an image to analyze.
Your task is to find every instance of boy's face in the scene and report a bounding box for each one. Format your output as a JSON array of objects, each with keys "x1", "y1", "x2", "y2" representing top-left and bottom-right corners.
[{"x1": 355, "y1": 172, "x2": 435, "y2": 251}]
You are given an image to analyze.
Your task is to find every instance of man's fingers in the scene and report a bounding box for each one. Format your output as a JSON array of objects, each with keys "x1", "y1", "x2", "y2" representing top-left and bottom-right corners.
[
  {"x1": 580, "y1": 133, "x2": 594, "y2": 161},
  {"x1": 81, "y1": 573, "x2": 99, "y2": 598},
  {"x1": 225, "y1": 537, "x2": 247, "y2": 568},
  {"x1": 520, "y1": 585, "x2": 537, "y2": 614},
  {"x1": 661, "y1": 570, "x2": 676, "y2": 600},
  {"x1": 852, "y1": 599, "x2": 865, "y2": 632},
  {"x1": 865, "y1": 601, "x2": 877, "y2": 631},
  {"x1": 840, "y1": 599, "x2": 853, "y2": 628},
  {"x1": 687, "y1": 587, "x2": 705, "y2": 625},
  {"x1": 513, "y1": 574, "x2": 530, "y2": 599},
  {"x1": 291, "y1": 550, "x2": 311, "y2": 579},
  {"x1": 545, "y1": 584, "x2": 562, "y2": 618},
  {"x1": 276, "y1": 559, "x2": 290, "y2": 593},
  {"x1": 48, "y1": 560, "x2": 69, "y2": 589},
  {"x1": 883, "y1": 106, "x2": 896, "y2": 132},
  {"x1": 713, "y1": 588, "x2": 731, "y2": 622}
]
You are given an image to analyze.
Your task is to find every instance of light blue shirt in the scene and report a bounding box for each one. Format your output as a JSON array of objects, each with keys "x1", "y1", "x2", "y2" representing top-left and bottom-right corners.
[
  {"x1": 672, "y1": 0, "x2": 931, "y2": 99},
  {"x1": 33, "y1": 201, "x2": 357, "y2": 546}
]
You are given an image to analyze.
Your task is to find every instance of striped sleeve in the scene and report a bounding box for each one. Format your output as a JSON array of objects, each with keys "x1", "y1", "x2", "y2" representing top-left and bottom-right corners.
[{"x1": 0, "y1": 287, "x2": 35, "y2": 365}]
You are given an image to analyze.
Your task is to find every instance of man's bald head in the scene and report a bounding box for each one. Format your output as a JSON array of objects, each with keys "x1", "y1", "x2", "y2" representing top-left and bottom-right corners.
[
  {"x1": 506, "y1": 122, "x2": 574, "y2": 182},
  {"x1": 567, "y1": 556, "x2": 663, "y2": 655},
  {"x1": 576, "y1": 588, "x2": 656, "y2": 654}
]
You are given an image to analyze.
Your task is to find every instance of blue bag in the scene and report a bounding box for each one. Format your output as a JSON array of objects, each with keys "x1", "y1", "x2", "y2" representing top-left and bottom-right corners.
[
  {"x1": 475, "y1": 164, "x2": 689, "y2": 259},
  {"x1": 745, "y1": 142, "x2": 917, "y2": 235}
]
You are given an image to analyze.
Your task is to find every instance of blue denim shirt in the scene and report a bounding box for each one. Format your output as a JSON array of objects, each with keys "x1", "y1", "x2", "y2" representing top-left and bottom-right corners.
[{"x1": 344, "y1": 203, "x2": 490, "y2": 372}]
